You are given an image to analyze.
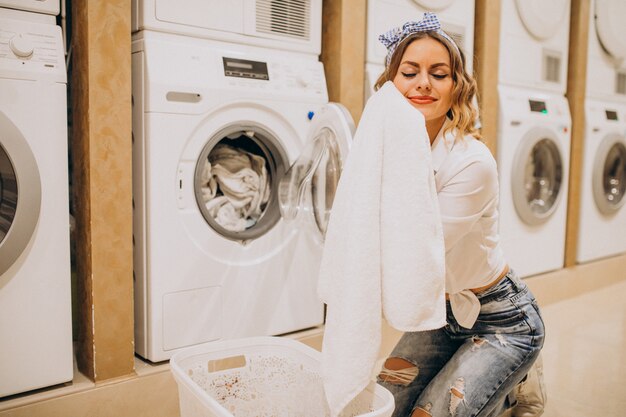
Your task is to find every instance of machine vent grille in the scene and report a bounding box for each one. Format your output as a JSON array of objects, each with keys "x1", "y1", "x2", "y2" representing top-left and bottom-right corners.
[
  {"x1": 616, "y1": 72, "x2": 626, "y2": 95},
  {"x1": 543, "y1": 52, "x2": 561, "y2": 83},
  {"x1": 256, "y1": 0, "x2": 310, "y2": 40},
  {"x1": 543, "y1": 51, "x2": 561, "y2": 83}
]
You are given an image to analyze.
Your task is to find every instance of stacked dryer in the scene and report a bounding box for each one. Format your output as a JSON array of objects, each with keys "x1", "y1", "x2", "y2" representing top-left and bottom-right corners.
[
  {"x1": 577, "y1": 0, "x2": 626, "y2": 263},
  {"x1": 132, "y1": 0, "x2": 355, "y2": 361},
  {"x1": 364, "y1": 0, "x2": 475, "y2": 101},
  {"x1": 497, "y1": 0, "x2": 572, "y2": 278},
  {"x1": 0, "y1": 0, "x2": 72, "y2": 397}
]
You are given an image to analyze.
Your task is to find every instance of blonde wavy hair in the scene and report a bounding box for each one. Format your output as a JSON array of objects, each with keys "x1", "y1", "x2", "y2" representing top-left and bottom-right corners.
[{"x1": 374, "y1": 31, "x2": 481, "y2": 141}]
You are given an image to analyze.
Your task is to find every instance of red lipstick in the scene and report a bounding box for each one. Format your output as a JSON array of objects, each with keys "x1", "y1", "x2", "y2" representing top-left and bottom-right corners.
[{"x1": 408, "y1": 95, "x2": 437, "y2": 104}]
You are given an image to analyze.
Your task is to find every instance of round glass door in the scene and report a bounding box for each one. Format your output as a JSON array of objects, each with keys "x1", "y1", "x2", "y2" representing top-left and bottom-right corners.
[
  {"x1": 595, "y1": 0, "x2": 626, "y2": 61},
  {"x1": 514, "y1": 0, "x2": 568, "y2": 40},
  {"x1": 279, "y1": 104, "x2": 353, "y2": 237},
  {"x1": 512, "y1": 129, "x2": 564, "y2": 225},
  {"x1": 193, "y1": 125, "x2": 288, "y2": 242},
  {"x1": 310, "y1": 128, "x2": 343, "y2": 235},
  {"x1": 0, "y1": 111, "x2": 41, "y2": 275},
  {"x1": 0, "y1": 144, "x2": 17, "y2": 245},
  {"x1": 593, "y1": 134, "x2": 626, "y2": 214}
]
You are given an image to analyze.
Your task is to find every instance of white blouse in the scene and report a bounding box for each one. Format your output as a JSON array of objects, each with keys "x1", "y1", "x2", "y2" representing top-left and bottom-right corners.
[{"x1": 431, "y1": 121, "x2": 508, "y2": 329}]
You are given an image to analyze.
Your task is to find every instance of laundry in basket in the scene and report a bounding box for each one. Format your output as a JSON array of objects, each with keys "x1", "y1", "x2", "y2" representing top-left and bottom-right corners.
[{"x1": 170, "y1": 336, "x2": 394, "y2": 417}]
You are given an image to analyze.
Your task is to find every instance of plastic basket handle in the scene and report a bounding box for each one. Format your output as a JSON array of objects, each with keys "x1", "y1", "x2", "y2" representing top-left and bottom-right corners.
[{"x1": 207, "y1": 355, "x2": 247, "y2": 373}]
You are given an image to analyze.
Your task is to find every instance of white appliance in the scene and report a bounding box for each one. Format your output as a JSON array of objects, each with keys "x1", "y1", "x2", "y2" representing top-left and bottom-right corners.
[
  {"x1": 576, "y1": 0, "x2": 626, "y2": 263},
  {"x1": 132, "y1": 31, "x2": 354, "y2": 362},
  {"x1": 586, "y1": 0, "x2": 626, "y2": 102},
  {"x1": 497, "y1": 85, "x2": 571, "y2": 278},
  {"x1": 365, "y1": 0, "x2": 475, "y2": 100},
  {"x1": 0, "y1": 0, "x2": 59, "y2": 15},
  {"x1": 131, "y1": 0, "x2": 322, "y2": 55},
  {"x1": 498, "y1": 0, "x2": 571, "y2": 94},
  {"x1": 0, "y1": 8, "x2": 72, "y2": 397},
  {"x1": 577, "y1": 100, "x2": 626, "y2": 262}
]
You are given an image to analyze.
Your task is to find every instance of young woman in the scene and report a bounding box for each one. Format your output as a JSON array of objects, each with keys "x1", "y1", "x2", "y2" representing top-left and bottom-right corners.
[{"x1": 374, "y1": 14, "x2": 545, "y2": 417}]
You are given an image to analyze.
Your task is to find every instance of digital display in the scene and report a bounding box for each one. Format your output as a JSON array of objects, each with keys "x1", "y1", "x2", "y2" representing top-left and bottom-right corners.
[
  {"x1": 529, "y1": 100, "x2": 548, "y2": 114},
  {"x1": 606, "y1": 110, "x2": 619, "y2": 121},
  {"x1": 223, "y1": 57, "x2": 269, "y2": 80}
]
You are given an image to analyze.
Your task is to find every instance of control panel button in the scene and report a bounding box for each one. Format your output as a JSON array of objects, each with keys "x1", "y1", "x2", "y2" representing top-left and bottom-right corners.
[{"x1": 10, "y1": 34, "x2": 34, "y2": 58}]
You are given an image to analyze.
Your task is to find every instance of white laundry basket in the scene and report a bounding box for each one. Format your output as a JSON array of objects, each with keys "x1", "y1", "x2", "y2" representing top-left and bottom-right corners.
[{"x1": 170, "y1": 336, "x2": 395, "y2": 417}]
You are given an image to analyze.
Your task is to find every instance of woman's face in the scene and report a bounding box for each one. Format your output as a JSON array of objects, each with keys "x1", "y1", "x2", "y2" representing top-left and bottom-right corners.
[{"x1": 393, "y1": 37, "x2": 454, "y2": 131}]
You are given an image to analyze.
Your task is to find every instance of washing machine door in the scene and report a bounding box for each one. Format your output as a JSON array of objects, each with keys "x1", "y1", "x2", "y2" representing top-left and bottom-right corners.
[
  {"x1": 511, "y1": 127, "x2": 564, "y2": 225},
  {"x1": 0, "y1": 112, "x2": 41, "y2": 275},
  {"x1": 514, "y1": 0, "x2": 568, "y2": 40},
  {"x1": 193, "y1": 124, "x2": 290, "y2": 243},
  {"x1": 279, "y1": 103, "x2": 354, "y2": 236},
  {"x1": 595, "y1": 0, "x2": 626, "y2": 61},
  {"x1": 592, "y1": 133, "x2": 626, "y2": 214}
]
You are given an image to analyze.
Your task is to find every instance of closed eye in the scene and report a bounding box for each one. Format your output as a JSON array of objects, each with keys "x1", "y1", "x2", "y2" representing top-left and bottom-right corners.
[
  {"x1": 432, "y1": 74, "x2": 448, "y2": 80},
  {"x1": 401, "y1": 72, "x2": 416, "y2": 78}
]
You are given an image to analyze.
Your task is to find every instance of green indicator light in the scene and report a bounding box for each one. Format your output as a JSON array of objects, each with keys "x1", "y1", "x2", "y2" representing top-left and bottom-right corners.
[{"x1": 541, "y1": 109, "x2": 548, "y2": 114}]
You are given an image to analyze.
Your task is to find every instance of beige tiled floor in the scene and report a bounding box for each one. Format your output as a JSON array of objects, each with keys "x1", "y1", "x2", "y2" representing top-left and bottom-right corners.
[{"x1": 540, "y1": 279, "x2": 626, "y2": 417}]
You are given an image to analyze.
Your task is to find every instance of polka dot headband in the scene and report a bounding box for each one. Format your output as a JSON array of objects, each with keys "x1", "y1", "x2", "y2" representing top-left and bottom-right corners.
[{"x1": 378, "y1": 12, "x2": 460, "y2": 66}]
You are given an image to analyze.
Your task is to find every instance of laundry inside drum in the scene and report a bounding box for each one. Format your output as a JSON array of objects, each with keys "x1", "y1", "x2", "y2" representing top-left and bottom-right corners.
[{"x1": 197, "y1": 133, "x2": 272, "y2": 233}]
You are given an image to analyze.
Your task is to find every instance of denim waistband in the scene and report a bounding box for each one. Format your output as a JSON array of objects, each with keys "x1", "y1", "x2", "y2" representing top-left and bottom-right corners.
[{"x1": 475, "y1": 268, "x2": 525, "y2": 303}]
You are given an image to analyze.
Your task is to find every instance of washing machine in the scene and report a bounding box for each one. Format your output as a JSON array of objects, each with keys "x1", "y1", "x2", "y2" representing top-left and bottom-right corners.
[
  {"x1": 0, "y1": 8, "x2": 72, "y2": 397},
  {"x1": 132, "y1": 30, "x2": 354, "y2": 362},
  {"x1": 497, "y1": 85, "x2": 571, "y2": 278},
  {"x1": 499, "y1": 0, "x2": 571, "y2": 94},
  {"x1": 577, "y1": 100, "x2": 626, "y2": 263},
  {"x1": 131, "y1": 0, "x2": 322, "y2": 55},
  {"x1": 585, "y1": 0, "x2": 626, "y2": 101},
  {"x1": 576, "y1": 0, "x2": 626, "y2": 263},
  {"x1": 365, "y1": 0, "x2": 475, "y2": 100},
  {"x1": 0, "y1": 0, "x2": 59, "y2": 15}
]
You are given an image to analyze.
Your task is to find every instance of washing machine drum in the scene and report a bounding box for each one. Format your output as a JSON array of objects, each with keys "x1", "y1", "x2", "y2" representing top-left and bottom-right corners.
[
  {"x1": 192, "y1": 125, "x2": 288, "y2": 242},
  {"x1": 514, "y1": 0, "x2": 569, "y2": 40},
  {"x1": 0, "y1": 113, "x2": 41, "y2": 275},
  {"x1": 595, "y1": 0, "x2": 626, "y2": 61},
  {"x1": 512, "y1": 127, "x2": 564, "y2": 225},
  {"x1": 593, "y1": 133, "x2": 626, "y2": 214}
]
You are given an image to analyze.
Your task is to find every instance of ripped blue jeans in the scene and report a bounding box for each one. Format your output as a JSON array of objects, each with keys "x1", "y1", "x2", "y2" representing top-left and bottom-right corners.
[{"x1": 377, "y1": 269, "x2": 545, "y2": 417}]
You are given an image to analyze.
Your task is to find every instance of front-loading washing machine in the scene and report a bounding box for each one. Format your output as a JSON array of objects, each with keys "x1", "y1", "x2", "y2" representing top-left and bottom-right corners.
[
  {"x1": 497, "y1": 85, "x2": 572, "y2": 278},
  {"x1": 586, "y1": 0, "x2": 626, "y2": 100},
  {"x1": 577, "y1": 100, "x2": 626, "y2": 263},
  {"x1": 576, "y1": 0, "x2": 626, "y2": 263},
  {"x1": 364, "y1": 0, "x2": 475, "y2": 101},
  {"x1": 132, "y1": 0, "x2": 322, "y2": 55},
  {"x1": 0, "y1": 8, "x2": 72, "y2": 397},
  {"x1": 132, "y1": 30, "x2": 354, "y2": 362},
  {"x1": 499, "y1": 0, "x2": 571, "y2": 94},
  {"x1": 0, "y1": 0, "x2": 59, "y2": 15}
]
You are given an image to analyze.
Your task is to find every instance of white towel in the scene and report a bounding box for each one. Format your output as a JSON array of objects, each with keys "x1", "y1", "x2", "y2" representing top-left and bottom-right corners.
[{"x1": 318, "y1": 81, "x2": 447, "y2": 417}]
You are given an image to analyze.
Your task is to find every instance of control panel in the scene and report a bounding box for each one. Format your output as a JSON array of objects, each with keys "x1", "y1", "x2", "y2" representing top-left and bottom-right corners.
[
  {"x1": 220, "y1": 53, "x2": 327, "y2": 100},
  {"x1": 138, "y1": 31, "x2": 328, "y2": 111},
  {"x1": 0, "y1": 9, "x2": 66, "y2": 83}
]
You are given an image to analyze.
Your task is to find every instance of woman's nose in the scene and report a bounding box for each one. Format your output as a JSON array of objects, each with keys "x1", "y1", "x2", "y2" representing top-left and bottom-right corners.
[{"x1": 415, "y1": 71, "x2": 431, "y2": 91}]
